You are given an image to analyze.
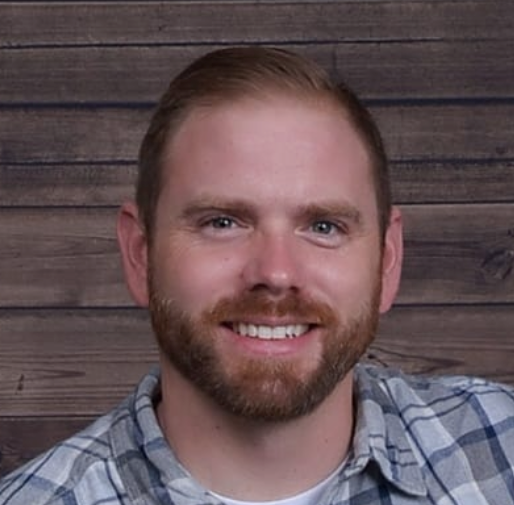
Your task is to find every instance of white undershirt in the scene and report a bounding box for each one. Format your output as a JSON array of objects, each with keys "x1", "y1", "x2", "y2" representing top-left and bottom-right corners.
[{"x1": 209, "y1": 458, "x2": 346, "y2": 505}]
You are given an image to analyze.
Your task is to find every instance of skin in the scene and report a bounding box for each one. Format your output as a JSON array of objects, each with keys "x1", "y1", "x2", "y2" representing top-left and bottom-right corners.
[{"x1": 117, "y1": 94, "x2": 403, "y2": 500}]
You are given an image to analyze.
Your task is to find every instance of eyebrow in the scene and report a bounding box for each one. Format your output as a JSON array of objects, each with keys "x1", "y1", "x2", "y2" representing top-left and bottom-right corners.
[
  {"x1": 178, "y1": 197, "x2": 256, "y2": 221},
  {"x1": 296, "y1": 202, "x2": 363, "y2": 227},
  {"x1": 178, "y1": 196, "x2": 363, "y2": 227}
]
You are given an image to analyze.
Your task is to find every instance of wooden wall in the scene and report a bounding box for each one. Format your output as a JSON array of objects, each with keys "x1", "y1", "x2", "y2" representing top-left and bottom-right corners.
[{"x1": 1, "y1": 0, "x2": 513, "y2": 476}]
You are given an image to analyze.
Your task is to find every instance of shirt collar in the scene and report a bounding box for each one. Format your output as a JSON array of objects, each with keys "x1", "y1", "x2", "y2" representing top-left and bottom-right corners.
[
  {"x1": 112, "y1": 366, "x2": 427, "y2": 502},
  {"x1": 110, "y1": 368, "x2": 212, "y2": 504},
  {"x1": 341, "y1": 364, "x2": 427, "y2": 497}
]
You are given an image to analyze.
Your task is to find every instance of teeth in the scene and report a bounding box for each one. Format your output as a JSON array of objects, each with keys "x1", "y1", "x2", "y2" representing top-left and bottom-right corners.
[{"x1": 233, "y1": 323, "x2": 309, "y2": 340}]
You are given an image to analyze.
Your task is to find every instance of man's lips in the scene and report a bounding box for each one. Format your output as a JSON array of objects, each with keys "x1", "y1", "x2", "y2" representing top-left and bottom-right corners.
[{"x1": 224, "y1": 322, "x2": 313, "y2": 340}]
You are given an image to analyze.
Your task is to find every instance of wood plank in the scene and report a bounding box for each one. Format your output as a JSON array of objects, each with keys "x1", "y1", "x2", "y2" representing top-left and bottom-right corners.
[
  {"x1": 401, "y1": 204, "x2": 514, "y2": 303},
  {"x1": 0, "y1": 163, "x2": 136, "y2": 207},
  {"x1": 376, "y1": 305, "x2": 514, "y2": 384},
  {"x1": 0, "y1": 305, "x2": 513, "y2": 419},
  {"x1": 0, "y1": 417, "x2": 94, "y2": 478},
  {"x1": 2, "y1": 1, "x2": 512, "y2": 48},
  {"x1": 332, "y1": 40, "x2": 514, "y2": 100},
  {"x1": 390, "y1": 160, "x2": 514, "y2": 205},
  {"x1": 0, "y1": 207, "x2": 131, "y2": 307},
  {"x1": 0, "y1": 309, "x2": 156, "y2": 417},
  {"x1": 0, "y1": 204, "x2": 513, "y2": 307},
  {"x1": 373, "y1": 104, "x2": 514, "y2": 162},
  {"x1": 1, "y1": 104, "x2": 513, "y2": 164},
  {"x1": 3, "y1": 40, "x2": 513, "y2": 104},
  {"x1": 2, "y1": 160, "x2": 514, "y2": 207},
  {"x1": 0, "y1": 107, "x2": 151, "y2": 164}
]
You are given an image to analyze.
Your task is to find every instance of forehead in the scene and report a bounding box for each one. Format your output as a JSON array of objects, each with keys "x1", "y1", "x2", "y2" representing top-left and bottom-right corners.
[{"x1": 160, "y1": 95, "x2": 376, "y2": 213}]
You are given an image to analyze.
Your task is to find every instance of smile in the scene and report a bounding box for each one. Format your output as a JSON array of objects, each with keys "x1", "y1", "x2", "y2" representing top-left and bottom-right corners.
[{"x1": 231, "y1": 323, "x2": 310, "y2": 340}]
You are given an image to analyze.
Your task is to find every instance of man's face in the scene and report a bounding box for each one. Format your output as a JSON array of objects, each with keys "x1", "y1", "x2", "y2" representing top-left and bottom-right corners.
[{"x1": 147, "y1": 96, "x2": 391, "y2": 421}]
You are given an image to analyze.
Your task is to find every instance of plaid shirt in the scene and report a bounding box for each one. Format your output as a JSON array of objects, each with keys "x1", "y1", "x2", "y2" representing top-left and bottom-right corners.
[{"x1": 1, "y1": 365, "x2": 513, "y2": 504}]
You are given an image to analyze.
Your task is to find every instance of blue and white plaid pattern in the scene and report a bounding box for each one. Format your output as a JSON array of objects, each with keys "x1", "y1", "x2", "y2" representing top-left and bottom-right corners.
[{"x1": 1, "y1": 365, "x2": 513, "y2": 504}]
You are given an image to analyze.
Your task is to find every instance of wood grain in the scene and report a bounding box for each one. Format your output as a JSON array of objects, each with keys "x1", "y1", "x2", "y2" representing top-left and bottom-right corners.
[
  {"x1": 0, "y1": 163, "x2": 136, "y2": 207},
  {"x1": 401, "y1": 204, "x2": 514, "y2": 303},
  {"x1": 0, "y1": 107, "x2": 151, "y2": 165},
  {"x1": 375, "y1": 305, "x2": 514, "y2": 383},
  {"x1": 0, "y1": 309, "x2": 156, "y2": 417},
  {"x1": 3, "y1": 41, "x2": 513, "y2": 104},
  {"x1": 0, "y1": 417, "x2": 94, "y2": 478},
  {"x1": 0, "y1": 207, "x2": 129, "y2": 307},
  {"x1": 1, "y1": 104, "x2": 513, "y2": 164},
  {"x1": 390, "y1": 160, "x2": 514, "y2": 205},
  {"x1": 2, "y1": 2, "x2": 512, "y2": 48}
]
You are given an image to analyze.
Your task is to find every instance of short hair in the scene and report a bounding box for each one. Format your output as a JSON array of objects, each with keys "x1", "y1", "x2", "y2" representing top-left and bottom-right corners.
[{"x1": 137, "y1": 46, "x2": 391, "y2": 242}]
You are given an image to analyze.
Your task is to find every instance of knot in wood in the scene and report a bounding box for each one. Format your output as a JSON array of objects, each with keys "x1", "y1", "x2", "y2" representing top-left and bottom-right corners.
[{"x1": 481, "y1": 249, "x2": 514, "y2": 282}]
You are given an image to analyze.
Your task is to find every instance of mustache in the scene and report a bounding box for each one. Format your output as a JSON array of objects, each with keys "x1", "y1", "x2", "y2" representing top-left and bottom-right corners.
[{"x1": 203, "y1": 291, "x2": 339, "y2": 326}]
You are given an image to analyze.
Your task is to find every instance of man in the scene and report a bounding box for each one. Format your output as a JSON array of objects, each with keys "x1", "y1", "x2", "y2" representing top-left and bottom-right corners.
[{"x1": 1, "y1": 47, "x2": 513, "y2": 504}]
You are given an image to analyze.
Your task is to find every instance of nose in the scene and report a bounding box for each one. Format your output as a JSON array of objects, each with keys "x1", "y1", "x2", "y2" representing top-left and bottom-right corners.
[{"x1": 241, "y1": 231, "x2": 303, "y2": 295}]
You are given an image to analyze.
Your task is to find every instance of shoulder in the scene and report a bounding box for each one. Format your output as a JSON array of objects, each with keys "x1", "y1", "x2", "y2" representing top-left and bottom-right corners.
[
  {"x1": 355, "y1": 366, "x2": 514, "y2": 498},
  {"x1": 358, "y1": 364, "x2": 514, "y2": 420},
  {"x1": 361, "y1": 364, "x2": 514, "y2": 412},
  {"x1": 0, "y1": 410, "x2": 125, "y2": 505},
  {"x1": 0, "y1": 371, "x2": 162, "y2": 505},
  {"x1": 358, "y1": 364, "x2": 514, "y2": 452}
]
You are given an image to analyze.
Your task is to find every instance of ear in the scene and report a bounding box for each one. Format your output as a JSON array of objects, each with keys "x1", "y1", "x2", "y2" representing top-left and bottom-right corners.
[
  {"x1": 117, "y1": 201, "x2": 150, "y2": 307},
  {"x1": 379, "y1": 206, "x2": 403, "y2": 314}
]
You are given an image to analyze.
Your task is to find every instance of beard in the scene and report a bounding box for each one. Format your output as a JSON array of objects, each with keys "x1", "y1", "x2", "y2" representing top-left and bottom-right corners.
[{"x1": 149, "y1": 280, "x2": 381, "y2": 423}]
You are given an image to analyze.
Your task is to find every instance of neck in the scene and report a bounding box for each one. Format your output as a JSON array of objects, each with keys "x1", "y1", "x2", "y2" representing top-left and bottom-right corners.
[{"x1": 157, "y1": 361, "x2": 355, "y2": 502}]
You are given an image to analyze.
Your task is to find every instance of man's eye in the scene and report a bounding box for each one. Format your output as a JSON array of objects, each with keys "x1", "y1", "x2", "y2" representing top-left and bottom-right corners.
[
  {"x1": 311, "y1": 220, "x2": 338, "y2": 235},
  {"x1": 207, "y1": 216, "x2": 236, "y2": 229}
]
